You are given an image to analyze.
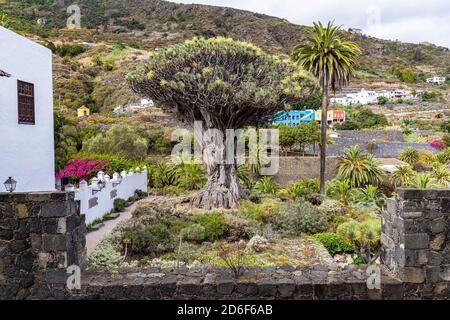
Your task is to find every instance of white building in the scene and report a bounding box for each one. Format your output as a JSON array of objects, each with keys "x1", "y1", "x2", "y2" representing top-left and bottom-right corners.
[
  {"x1": 0, "y1": 26, "x2": 55, "y2": 192},
  {"x1": 113, "y1": 98, "x2": 154, "y2": 114},
  {"x1": 426, "y1": 76, "x2": 445, "y2": 85},
  {"x1": 330, "y1": 89, "x2": 378, "y2": 106},
  {"x1": 330, "y1": 88, "x2": 411, "y2": 106}
]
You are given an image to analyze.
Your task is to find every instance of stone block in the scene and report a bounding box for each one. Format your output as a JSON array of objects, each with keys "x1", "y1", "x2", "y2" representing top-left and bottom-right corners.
[
  {"x1": 217, "y1": 279, "x2": 234, "y2": 295},
  {"x1": 429, "y1": 217, "x2": 446, "y2": 234},
  {"x1": 399, "y1": 267, "x2": 425, "y2": 284},
  {"x1": 425, "y1": 266, "x2": 441, "y2": 283},
  {"x1": 404, "y1": 233, "x2": 429, "y2": 250},
  {"x1": 42, "y1": 234, "x2": 69, "y2": 252},
  {"x1": 396, "y1": 189, "x2": 421, "y2": 200},
  {"x1": 277, "y1": 278, "x2": 295, "y2": 298},
  {"x1": 41, "y1": 201, "x2": 70, "y2": 218},
  {"x1": 428, "y1": 251, "x2": 443, "y2": 266},
  {"x1": 16, "y1": 204, "x2": 29, "y2": 219},
  {"x1": 430, "y1": 233, "x2": 446, "y2": 251},
  {"x1": 258, "y1": 278, "x2": 277, "y2": 296},
  {"x1": 387, "y1": 198, "x2": 397, "y2": 216}
]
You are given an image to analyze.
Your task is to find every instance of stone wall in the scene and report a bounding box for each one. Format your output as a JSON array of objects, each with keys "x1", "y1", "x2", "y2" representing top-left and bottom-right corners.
[
  {"x1": 333, "y1": 130, "x2": 404, "y2": 142},
  {"x1": 0, "y1": 192, "x2": 86, "y2": 299},
  {"x1": 381, "y1": 189, "x2": 450, "y2": 297},
  {"x1": 65, "y1": 266, "x2": 403, "y2": 300},
  {"x1": 327, "y1": 138, "x2": 437, "y2": 158},
  {"x1": 273, "y1": 156, "x2": 337, "y2": 185},
  {"x1": 2, "y1": 189, "x2": 450, "y2": 300}
]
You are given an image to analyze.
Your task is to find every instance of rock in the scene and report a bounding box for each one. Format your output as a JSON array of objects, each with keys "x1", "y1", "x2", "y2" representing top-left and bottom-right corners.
[{"x1": 246, "y1": 235, "x2": 269, "y2": 253}]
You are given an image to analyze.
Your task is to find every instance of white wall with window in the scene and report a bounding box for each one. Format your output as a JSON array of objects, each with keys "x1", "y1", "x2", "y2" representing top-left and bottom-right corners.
[{"x1": 0, "y1": 26, "x2": 55, "y2": 192}]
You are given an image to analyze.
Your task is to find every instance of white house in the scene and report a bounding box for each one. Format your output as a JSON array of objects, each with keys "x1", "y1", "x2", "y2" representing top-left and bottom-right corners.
[
  {"x1": 330, "y1": 88, "x2": 411, "y2": 106},
  {"x1": 426, "y1": 76, "x2": 445, "y2": 85},
  {"x1": 0, "y1": 26, "x2": 55, "y2": 192},
  {"x1": 113, "y1": 98, "x2": 154, "y2": 114}
]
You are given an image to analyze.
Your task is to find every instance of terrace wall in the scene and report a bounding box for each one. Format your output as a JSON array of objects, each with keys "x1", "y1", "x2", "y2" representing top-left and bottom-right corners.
[
  {"x1": 327, "y1": 138, "x2": 437, "y2": 158},
  {"x1": 274, "y1": 156, "x2": 337, "y2": 185},
  {"x1": 1, "y1": 189, "x2": 449, "y2": 300}
]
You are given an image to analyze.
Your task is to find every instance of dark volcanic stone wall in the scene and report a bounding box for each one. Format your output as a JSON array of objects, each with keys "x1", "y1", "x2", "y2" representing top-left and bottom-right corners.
[
  {"x1": 0, "y1": 192, "x2": 86, "y2": 299},
  {"x1": 382, "y1": 189, "x2": 450, "y2": 298}
]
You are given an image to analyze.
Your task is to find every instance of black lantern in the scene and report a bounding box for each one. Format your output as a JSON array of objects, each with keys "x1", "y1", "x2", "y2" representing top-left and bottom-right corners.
[{"x1": 4, "y1": 177, "x2": 17, "y2": 192}]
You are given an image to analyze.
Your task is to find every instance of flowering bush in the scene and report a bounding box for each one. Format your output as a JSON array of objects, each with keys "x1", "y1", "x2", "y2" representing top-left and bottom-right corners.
[
  {"x1": 429, "y1": 139, "x2": 444, "y2": 149},
  {"x1": 56, "y1": 158, "x2": 108, "y2": 183}
]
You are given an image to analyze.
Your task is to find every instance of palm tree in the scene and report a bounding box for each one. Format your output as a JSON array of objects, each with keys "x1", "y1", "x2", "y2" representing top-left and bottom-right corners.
[
  {"x1": 336, "y1": 146, "x2": 384, "y2": 187},
  {"x1": 391, "y1": 165, "x2": 415, "y2": 187},
  {"x1": 292, "y1": 21, "x2": 360, "y2": 194}
]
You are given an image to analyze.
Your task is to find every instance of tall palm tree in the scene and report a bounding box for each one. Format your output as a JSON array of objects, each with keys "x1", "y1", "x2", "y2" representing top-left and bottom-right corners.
[
  {"x1": 292, "y1": 21, "x2": 360, "y2": 194},
  {"x1": 336, "y1": 146, "x2": 384, "y2": 187}
]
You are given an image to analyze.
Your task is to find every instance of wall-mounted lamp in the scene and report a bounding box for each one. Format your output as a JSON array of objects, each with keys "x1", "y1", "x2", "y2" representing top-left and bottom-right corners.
[{"x1": 4, "y1": 177, "x2": 17, "y2": 193}]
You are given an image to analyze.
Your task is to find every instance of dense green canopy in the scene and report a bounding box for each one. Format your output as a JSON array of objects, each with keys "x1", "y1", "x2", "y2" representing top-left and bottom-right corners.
[{"x1": 127, "y1": 37, "x2": 318, "y2": 130}]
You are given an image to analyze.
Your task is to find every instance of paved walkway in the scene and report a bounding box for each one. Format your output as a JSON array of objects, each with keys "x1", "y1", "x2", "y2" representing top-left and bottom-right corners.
[{"x1": 85, "y1": 202, "x2": 138, "y2": 254}]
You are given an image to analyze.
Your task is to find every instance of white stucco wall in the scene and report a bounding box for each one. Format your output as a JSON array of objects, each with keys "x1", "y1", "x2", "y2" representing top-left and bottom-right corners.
[
  {"x1": 0, "y1": 26, "x2": 55, "y2": 192},
  {"x1": 73, "y1": 169, "x2": 148, "y2": 224}
]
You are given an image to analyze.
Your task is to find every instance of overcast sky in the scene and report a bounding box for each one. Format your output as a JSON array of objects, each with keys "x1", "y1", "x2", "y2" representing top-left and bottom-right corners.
[{"x1": 168, "y1": 0, "x2": 450, "y2": 48}]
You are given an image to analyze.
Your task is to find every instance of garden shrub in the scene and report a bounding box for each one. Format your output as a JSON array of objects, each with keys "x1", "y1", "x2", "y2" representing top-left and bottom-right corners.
[
  {"x1": 194, "y1": 212, "x2": 228, "y2": 242},
  {"x1": 123, "y1": 224, "x2": 175, "y2": 255},
  {"x1": 275, "y1": 201, "x2": 329, "y2": 235},
  {"x1": 134, "y1": 189, "x2": 148, "y2": 199},
  {"x1": 224, "y1": 213, "x2": 259, "y2": 241},
  {"x1": 180, "y1": 224, "x2": 206, "y2": 242},
  {"x1": 288, "y1": 178, "x2": 320, "y2": 199},
  {"x1": 113, "y1": 198, "x2": 127, "y2": 212},
  {"x1": 318, "y1": 199, "x2": 347, "y2": 217},
  {"x1": 87, "y1": 232, "x2": 122, "y2": 269},
  {"x1": 252, "y1": 176, "x2": 280, "y2": 195},
  {"x1": 237, "y1": 199, "x2": 281, "y2": 224},
  {"x1": 311, "y1": 232, "x2": 354, "y2": 256},
  {"x1": 83, "y1": 124, "x2": 148, "y2": 161}
]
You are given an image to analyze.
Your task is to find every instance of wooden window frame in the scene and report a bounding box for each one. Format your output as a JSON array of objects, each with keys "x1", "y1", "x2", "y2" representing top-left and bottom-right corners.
[{"x1": 17, "y1": 80, "x2": 35, "y2": 125}]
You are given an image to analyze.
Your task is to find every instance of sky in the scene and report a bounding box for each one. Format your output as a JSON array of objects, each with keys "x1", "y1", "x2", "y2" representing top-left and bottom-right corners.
[{"x1": 168, "y1": 0, "x2": 450, "y2": 48}]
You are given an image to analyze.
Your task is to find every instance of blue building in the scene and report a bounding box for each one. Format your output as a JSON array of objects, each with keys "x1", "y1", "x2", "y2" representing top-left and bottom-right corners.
[{"x1": 272, "y1": 109, "x2": 316, "y2": 126}]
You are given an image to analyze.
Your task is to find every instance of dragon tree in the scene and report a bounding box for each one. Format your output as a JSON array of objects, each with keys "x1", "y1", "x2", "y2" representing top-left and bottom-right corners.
[{"x1": 127, "y1": 37, "x2": 317, "y2": 209}]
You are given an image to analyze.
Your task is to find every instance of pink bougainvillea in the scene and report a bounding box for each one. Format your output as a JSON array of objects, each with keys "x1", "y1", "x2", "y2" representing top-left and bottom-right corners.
[
  {"x1": 429, "y1": 139, "x2": 444, "y2": 149},
  {"x1": 56, "y1": 158, "x2": 108, "y2": 183}
]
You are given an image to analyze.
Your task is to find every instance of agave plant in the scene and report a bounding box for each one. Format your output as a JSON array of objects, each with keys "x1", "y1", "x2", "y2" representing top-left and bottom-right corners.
[
  {"x1": 153, "y1": 161, "x2": 178, "y2": 188},
  {"x1": 436, "y1": 148, "x2": 450, "y2": 165},
  {"x1": 390, "y1": 165, "x2": 415, "y2": 187},
  {"x1": 176, "y1": 160, "x2": 207, "y2": 190},
  {"x1": 398, "y1": 147, "x2": 420, "y2": 166},
  {"x1": 288, "y1": 178, "x2": 320, "y2": 199},
  {"x1": 253, "y1": 176, "x2": 280, "y2": 195},
  {"x1": 236, "y1": 165, "x2": 254, "y2": 190},
  {"x1": 431, "y1": 164, "x2": 450, "y2": 186},
  {"x1": 352, "y1": 185, "x2": 386, "y2": 209},
  {"x1": 337, "y1": 146, "x2": 383, "y2": 187},
  {"x1": 404, "y1": 173, "x2": 439, "y2": 189},
  {"x1": 326, "y1": 179, "x2": 354, "y2": 205}
]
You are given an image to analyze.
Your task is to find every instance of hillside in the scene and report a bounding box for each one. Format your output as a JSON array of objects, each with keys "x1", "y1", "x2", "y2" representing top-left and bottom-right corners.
[{"x1": 1, "y1": 0, "x2": 449, "y2": 114}]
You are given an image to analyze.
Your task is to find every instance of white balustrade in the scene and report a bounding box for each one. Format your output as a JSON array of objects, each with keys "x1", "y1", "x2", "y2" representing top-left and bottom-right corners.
[{"x1": 70, "y1": 168, "x2": 148, "y2": 224}]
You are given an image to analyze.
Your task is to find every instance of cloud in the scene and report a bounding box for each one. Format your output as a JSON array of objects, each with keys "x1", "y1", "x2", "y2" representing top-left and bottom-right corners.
[{"x1": 168, "y1": 0, "x2": 450, "y2": 48}]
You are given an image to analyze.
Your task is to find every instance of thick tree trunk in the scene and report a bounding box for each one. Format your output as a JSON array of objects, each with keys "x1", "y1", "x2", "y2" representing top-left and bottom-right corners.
[
  {"x1": 319, "y1": 84, "x2": 329, "y2": 195},
  {"x1": 193, "y1": 135, "x2": 246, "y2": 210}
]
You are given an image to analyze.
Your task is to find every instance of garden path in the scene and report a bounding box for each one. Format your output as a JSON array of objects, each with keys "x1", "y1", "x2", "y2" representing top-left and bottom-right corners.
[{"x1": 86, "y1": 201, "x2": 138, "y2": 254}]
